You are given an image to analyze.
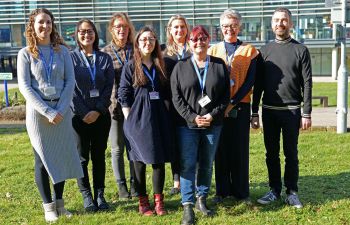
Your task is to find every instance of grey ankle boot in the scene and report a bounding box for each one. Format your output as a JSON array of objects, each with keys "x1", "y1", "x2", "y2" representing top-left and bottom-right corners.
[
  {"x1": 42, "y1": 202, "x2": 58, "y2": 222},
  {"x1": 56, "y1": 199, "x2": 72, "y2": 218}
]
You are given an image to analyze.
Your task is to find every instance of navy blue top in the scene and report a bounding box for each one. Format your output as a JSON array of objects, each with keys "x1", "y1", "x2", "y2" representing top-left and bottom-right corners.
[
  {"x1": 70, "y1": 48, "x2": 114, "y2": 118},
  {"x1": 118, "y1": 60, "x2": 173, "y2": 164}
]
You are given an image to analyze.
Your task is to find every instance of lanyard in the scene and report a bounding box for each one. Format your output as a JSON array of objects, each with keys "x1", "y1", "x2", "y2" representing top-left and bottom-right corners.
[
  {"x1": 191, "y1": 55, "x2": 209, "y2": 96},
  {"x1": 142, "y1": 65, "x2": 156, "y2": 90},
  {"x1": 225, "y1": 42, "x2": 238, "y2": 72},
  {"x1": 80, "y1": 50, "x2": 96, "y2": 88},
  {"x1": 112, "y1": 45, "x2": 129, "y2": 66},
  {"x1": 38, "y1": 47, "x2": 54, "y2": 85},
  {"x1": 177, "y1": 45, "x2": 187, "y2": 60}
]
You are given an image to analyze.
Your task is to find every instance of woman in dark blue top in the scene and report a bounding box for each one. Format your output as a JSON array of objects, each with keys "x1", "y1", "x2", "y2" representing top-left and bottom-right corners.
[
  {"x1": 70, "y1": 19, "x2": 114, "y2": 212},
  {"x1": 118, "y1": 26, "x2": 173, "y2": 216}
]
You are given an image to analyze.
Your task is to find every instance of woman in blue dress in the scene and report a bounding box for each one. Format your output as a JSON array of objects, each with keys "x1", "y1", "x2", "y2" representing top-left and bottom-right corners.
[{"x1": 118, "y1": 26, "x2": 173, "y2": 216}]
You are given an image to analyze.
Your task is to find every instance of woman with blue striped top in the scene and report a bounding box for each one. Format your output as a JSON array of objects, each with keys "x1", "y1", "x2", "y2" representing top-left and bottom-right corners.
[
  {"x1": 70, "y1": 19, "x2": 114, "y2": 212},
  {"x1": 17, "y1": 8, "x2": 83, "y2": 222}
]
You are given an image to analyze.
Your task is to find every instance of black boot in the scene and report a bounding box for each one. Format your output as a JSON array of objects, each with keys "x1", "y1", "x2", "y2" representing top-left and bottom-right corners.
[
  {"x1": 130, "y1": 179, "x2": 138, "y2": 198},
  {"x1": 181, "y1": 204, "x2": 195, "y2": 225},
  {"x1": 94, "y1": 188, "x2": 109, "y2": 210},
  {"x1": 117, "y1": 182, "x2": 130, "y2": 200},
  {"x1": 195, "y1": 196, "x2": 213, "y2": 216},
  {"x1": 82, "y1": 190, "x2": 98, "y2": 212}
]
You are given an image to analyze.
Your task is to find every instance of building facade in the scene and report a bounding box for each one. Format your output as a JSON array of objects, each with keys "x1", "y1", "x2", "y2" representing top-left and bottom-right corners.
[{"x1": 0, "y1": 0, "x2": 348, "y2": 77}]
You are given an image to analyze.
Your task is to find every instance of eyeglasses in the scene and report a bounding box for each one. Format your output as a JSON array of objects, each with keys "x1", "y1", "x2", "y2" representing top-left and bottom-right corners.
[
  {"x1": 113, "y1": 24, "x2": 129, "y2": 30},
  {"x1": 139, "y1": 37, "x2": 156, "y2": 43},
  {"x1": 78, "y1": 29, "x2": 95, "y2": 35},
  {"x1": 221, "y1": 24, "x2": 240, "y2": 30},
  {"x1": 190, "y1": 36, "x2": 208, "y2": 43}
]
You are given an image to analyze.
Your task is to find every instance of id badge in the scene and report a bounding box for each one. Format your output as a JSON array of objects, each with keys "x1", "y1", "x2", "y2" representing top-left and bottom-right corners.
[
  {"x1": 230, "y1": 79, "x2": 235, "y2": 87},
  {"x1": 43, "y1": 86, "x2": 56, "y2": 96},
  {"x1": 149, "y1": 91, "x2": 160, "y2": 100},
  {"x1": 90, "y1": 89, "x2": 100, "y2": 98},
  {"x1": 198, "y1": 95, "x2": 211, "y2": 108},
  {"x1": 228, "y1": 109, "x2": 238, "y2": 118}
]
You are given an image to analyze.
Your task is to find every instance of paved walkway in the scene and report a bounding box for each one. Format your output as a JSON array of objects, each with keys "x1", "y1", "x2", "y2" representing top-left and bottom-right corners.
[
  {"x1": 1, "y1": 77, "x2": 349, "y2": 130},
  {"x1": 1, "y1": 107, "x2": 349, "y2": 129}
]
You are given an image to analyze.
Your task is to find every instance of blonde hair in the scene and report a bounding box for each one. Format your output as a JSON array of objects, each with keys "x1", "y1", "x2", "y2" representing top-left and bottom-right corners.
[
  {"x1": 25, "y1": 8, "x2": 66, "y2": 58},
  {"x1": 108, "y1": 12, "x2": 135, "y2": 47},
  {"x1": 165, "y1": 14, "x2": 190, "y2": 56}
]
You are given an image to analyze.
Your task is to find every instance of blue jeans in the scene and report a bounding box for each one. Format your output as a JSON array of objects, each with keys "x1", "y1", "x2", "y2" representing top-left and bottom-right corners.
[{"x1": 177, "y1": 125, "x2": 222, "y2": 204}]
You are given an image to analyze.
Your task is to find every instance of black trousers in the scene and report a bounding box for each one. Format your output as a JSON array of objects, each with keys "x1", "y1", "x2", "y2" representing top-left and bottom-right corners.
[
  {"x1": 215, "y1": 103, "x2": 250, "y2": 199},
  {"x1": 262, "y1": 108, "x2": 301, "y2": 195},
  {"x1": 170, "y1": 135, "x2": 180, "y2": 183},
  {"x1": 133, "y1": 161, "x2": 165, "y2": 196},
  {"x1": 34, "y1": 150, "x2": 65, "y2": 203},
  {"x1": 72, "y1": 114, "x2": 111, "y2": 193}
]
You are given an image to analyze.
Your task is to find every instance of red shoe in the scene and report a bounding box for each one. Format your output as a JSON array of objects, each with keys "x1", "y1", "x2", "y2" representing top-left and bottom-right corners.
[
  {"x1": 138, "y1": 195, "x2": 154, "y2": 216},
  {"x1": 154, "y1": 193, "x2": 167, "y2": 216}
]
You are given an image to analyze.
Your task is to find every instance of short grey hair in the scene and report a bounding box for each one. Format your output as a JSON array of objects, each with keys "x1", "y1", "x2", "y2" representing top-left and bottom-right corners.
[{"x1": 220, "y1": 8, "x2": 242, "y2": 26}]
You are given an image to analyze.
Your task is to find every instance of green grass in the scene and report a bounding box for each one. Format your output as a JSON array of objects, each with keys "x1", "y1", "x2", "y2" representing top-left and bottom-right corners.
[
  {"x1": 0, "y1": 88, "x2": 25, "y2": 108},
  {"x1": 1, "y1": 83, "x2": 349, "y2": 108},
  {"x1": 312, "y1": 82, "x2": 350, "y2": 107},
  {"x1": 1, "y1": 128, "x2": 349, "y2": 225}
]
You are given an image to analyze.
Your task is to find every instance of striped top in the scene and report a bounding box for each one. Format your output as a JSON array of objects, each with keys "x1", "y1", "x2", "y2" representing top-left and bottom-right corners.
[{"x1": 17, "y1": 44, "x2": 83, "y2": 184}]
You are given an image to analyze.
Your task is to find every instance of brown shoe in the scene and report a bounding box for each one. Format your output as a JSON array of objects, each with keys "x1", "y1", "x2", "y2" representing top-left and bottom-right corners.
[
  {"x1": 138, "y1": 195, "x2": 154, "y2": 216},
  {"x1": 154, "y1": 193, "x2": 167, "y2": 216}
]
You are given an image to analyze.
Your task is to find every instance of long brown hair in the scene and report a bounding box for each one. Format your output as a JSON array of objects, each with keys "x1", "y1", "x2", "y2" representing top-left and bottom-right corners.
[
  {"x1": 25, "y1": 8, "x2": 65, "y2": 59},
  {"x1": 165, "y1": 14, "x2": 190, "y2": 56},
  {"x1": 133, "y1": 26, "x2": 166, "y2": 87},
  {"x1": 108, "y1": 12, "x2": 135, "y2": 47}
]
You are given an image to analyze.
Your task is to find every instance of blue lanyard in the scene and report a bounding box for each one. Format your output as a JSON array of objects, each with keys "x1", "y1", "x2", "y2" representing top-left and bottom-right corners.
[
  {"x1": 38, "y1": 47, "x2": 54, "y2": 85},
  {"x1": 191, "y1": 55, "x2": 209, "y2": 96},
  {"x1": 142, "y1": 65, "x2": 156, "y2": 90},
  {"x1": 177, "y1": 45, "x2": 187, "y2": 60},
  {"x1": 112, "y1": 45, "x2": 129, "y2": 66},
  {"x1": 225, "y1": 41, "x2": 238, "y2": 66},
  {"x1": 80, "y1": 50, "x2": 96, "y2": 88}
]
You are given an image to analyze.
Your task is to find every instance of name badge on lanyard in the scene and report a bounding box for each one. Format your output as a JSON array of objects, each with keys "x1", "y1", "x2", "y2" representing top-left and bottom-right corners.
[
  {"x1": 81, "y1": 51, "x2": 99, "y2": 98},
  {"x1": 39, "y1": 47, "x2": 56, "y2": 96},
  {"x1": 143, "y1": 66, "x2": 160, "y2": 100},
  {"x1": 192, "y1": 56, "x2": 211, "y2": 108}
]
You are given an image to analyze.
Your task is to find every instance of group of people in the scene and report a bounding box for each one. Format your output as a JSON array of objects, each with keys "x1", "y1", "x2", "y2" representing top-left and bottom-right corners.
[{"x1": 17, "y1": 6, "x2": 312, "y2": 225}]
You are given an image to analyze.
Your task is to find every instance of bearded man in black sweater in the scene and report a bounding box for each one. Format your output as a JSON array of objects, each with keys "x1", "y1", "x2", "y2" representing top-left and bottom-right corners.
[{"x1": 251, "y1": 7, "x2": 312, "y2": 209}]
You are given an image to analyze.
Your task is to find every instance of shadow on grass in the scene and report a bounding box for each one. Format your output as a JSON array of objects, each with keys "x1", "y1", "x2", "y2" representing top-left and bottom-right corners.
[{"x1": 0, "y1": 127, "x2": 26, "y2": 135}]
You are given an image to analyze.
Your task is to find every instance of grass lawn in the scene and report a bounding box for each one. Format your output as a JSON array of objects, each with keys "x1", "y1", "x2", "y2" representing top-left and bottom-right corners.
[
  {"x1": 1, "y1": 82, "x2": 349, "y2": 108},
  {"x1": 0, "y1": 128, "x2": 349, "y2": 225}
]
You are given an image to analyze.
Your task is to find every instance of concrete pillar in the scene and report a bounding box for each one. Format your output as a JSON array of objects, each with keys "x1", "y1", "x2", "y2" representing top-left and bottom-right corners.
[{"x1": 332, "y1": 23, "x2": 339, "y2": 80}]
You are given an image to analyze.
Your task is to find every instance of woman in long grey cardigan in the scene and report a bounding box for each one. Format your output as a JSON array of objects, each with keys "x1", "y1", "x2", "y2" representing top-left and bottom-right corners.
[{"x1": 17, "y1": 8, "x2": 83, "y2": 223}]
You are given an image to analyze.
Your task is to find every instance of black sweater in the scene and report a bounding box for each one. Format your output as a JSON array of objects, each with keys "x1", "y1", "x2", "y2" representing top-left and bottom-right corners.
[
  {"x1": 170, "y1": 55, "x2": 230, "y2": 128},
  {"x1": 252, "y1": 38, "x2": 312, "y2": 116}
]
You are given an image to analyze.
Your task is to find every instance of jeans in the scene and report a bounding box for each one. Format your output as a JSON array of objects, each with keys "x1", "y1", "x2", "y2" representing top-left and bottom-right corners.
[
  {"x1": 262, "y1": 108, "x2": 301, "y2": 194},
  {"x1": 109, "y1": 118, "x2": 135, "y2": 185},
  {"x1": 177, "y1": 125, "x2": 222, "y2": 204}
]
